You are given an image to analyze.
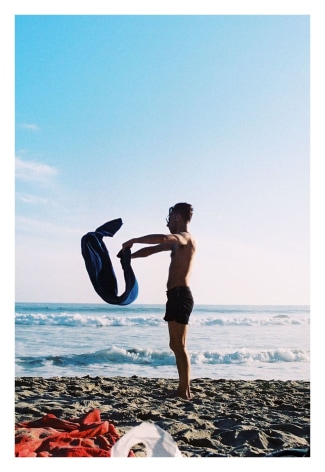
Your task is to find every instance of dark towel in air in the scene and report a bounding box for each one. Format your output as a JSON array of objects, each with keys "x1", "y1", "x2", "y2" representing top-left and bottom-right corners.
[{"x1": 81, "y1": 218, "x2": 138, "y2": 305}]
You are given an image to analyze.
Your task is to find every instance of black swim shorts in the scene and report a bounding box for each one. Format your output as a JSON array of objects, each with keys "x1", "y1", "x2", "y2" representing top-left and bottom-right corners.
[{"x1": 164, "y1": 286, "x2": 194, "y2": 325}]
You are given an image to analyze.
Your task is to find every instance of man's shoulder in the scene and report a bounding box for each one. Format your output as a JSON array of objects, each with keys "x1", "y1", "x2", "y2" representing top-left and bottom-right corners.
[
  {"x1": 176, "y1": 231, "x2": 191, "y2": 239},
  {"x1": 178, "y1": 232, "x2": 196, "y2": 246}
]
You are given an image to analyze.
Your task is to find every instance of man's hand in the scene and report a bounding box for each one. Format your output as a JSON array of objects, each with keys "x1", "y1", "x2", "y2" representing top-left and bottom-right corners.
[{"x1": 122, "y1": 239, "x2": 134, "y2": 251}]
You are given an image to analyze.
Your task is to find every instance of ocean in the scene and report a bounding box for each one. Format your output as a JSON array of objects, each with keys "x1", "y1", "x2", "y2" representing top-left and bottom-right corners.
[{"x1": 15, "y1": 303, "x2": 310, "y2": 381}]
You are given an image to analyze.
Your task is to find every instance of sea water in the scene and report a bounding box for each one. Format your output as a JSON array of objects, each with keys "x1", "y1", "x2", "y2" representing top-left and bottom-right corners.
[{"x1": 15, "y1": 303, "x2": 310, "y2": 380}]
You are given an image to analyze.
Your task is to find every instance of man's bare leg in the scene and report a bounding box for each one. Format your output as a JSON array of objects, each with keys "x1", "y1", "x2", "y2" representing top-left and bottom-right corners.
[{"x1": 167, "y1": 320, "x2": 191, "y2": 399}]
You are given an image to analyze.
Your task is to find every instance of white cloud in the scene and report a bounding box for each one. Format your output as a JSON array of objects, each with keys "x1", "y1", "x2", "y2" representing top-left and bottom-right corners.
[
  {"x1": 16, "y1": 192, "x2": 49, "y2": 205},
  {"x1": 18, "y1": 123, "x2": 40, "y2": 131},
  {"x1": 15, "y1": 157, "x2": 58, "y2": 182},
  {"x1": 15, "y1": 216, "x2": 83, "y2": 237}
]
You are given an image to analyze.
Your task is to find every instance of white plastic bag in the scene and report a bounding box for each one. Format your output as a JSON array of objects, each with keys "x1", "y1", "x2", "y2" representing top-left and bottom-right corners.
[{"x1": 111, "y1": 422, "x2": 182, "y2": 457}]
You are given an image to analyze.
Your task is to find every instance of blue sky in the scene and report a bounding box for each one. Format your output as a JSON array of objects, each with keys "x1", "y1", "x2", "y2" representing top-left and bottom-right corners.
[{"x1": 14, "y1": 13, "x2": 310, "y2": 305}]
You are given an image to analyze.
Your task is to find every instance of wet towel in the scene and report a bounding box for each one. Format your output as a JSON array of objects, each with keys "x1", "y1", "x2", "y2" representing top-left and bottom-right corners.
[
  {"x1": 81, "y1": 218, "x2": 138, "y2": 305},
  {"x1": 15, "y1": 409, "x2": 135, "y2": 457}
]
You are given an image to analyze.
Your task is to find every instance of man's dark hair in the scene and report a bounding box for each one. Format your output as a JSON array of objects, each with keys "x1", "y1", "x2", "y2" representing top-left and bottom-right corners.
[{"x1": 170, "y1": 202, "x2": 194, "y2": 222}]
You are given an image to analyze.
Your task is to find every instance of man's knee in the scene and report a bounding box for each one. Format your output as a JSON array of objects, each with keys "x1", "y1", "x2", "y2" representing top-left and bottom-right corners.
[
  {"x1": 168, "y1": 320, "x2": 188, "y2": 353},
  {"x1": 169, "y1": 337, "x2": 186, "y2": 354}
]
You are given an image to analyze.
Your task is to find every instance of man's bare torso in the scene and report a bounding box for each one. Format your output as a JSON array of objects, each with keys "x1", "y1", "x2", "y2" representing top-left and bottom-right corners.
[{"x1": 167, "y1": 233, "x2": 196, "y2": 290}]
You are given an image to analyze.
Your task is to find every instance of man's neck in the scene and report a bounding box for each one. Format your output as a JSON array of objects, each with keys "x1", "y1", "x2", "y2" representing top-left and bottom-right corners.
[{"x1": 176, "y1": 223, "x2": 189, "y2": 233}]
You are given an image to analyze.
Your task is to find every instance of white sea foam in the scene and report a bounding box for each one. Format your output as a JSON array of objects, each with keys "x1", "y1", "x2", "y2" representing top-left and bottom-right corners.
[{"x1": 15, "y1": 303, "x2": 310, "y2": 380}]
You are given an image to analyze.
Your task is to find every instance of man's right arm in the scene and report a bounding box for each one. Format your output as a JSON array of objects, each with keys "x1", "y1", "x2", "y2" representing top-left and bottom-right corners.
[
  {"x1": 131, "y1": 243, "x2": 171, "y2": 259},
  {"x1": 123, "y1": 233, "x2": 188, "y2": 250},
  {"x1": 121, "y1": 232, "x2": 189, "y2": 259}
]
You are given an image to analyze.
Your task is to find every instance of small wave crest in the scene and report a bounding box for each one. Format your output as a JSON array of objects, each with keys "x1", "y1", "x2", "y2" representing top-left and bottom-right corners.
[
  {"x1": 15, "y1": 312, "x2": 162, "y2": 327},
  {"x1": 192, "y1": 348, "x2": 310, "y2": 364},
  {"x1": 16, "y1": 346, "x2": 310, "y2": 372},
  {"x1": 15, "y1": 311, "x2": 309, "y2": 328}
]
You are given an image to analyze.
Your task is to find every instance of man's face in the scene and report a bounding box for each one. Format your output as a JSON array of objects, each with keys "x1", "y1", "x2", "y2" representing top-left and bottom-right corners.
[{"x1": 166, "y1": 210, "x2": 177, "y2": 232}]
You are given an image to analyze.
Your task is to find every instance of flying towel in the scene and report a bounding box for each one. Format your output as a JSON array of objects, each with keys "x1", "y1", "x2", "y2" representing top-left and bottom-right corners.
[
  {"x1": 81, "y1": 218, "x2": 138, "y2": 305},
  {"x1": 15, "y1": 409, "x2": 135, "y2": 457}
]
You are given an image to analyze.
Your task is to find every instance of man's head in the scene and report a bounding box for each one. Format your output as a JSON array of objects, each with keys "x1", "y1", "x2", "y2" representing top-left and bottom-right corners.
[{"x1": 166, "y1": 202, "x2": 193, "y2": 231}]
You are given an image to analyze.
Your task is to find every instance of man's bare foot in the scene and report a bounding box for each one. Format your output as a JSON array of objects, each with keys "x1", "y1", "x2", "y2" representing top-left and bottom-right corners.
[{"x1": 162, "y1": 389, "x2": 191, "y2": 400}]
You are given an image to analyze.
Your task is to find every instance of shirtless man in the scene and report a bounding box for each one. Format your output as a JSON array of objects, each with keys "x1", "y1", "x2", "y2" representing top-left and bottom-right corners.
[{"x1": 122, "y1": 203, "x2": 196, "y2": 399}]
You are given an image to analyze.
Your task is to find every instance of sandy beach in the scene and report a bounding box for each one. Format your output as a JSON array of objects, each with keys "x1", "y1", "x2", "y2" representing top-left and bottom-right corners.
[{"x1": 15, "y1": 376, "x2": 310, "y2": 457}]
